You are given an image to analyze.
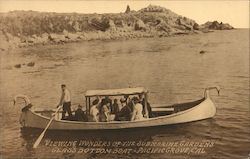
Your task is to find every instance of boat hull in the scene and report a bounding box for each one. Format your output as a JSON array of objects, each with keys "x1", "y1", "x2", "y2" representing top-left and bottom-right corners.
[{"x1": 20, "y1": 97, "x2": 216, "y2": 130}]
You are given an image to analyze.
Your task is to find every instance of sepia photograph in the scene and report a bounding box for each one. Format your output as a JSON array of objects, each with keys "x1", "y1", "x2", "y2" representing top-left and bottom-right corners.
[{"x1": 0, "y1": 0, "x2": 249, "y2": 158}]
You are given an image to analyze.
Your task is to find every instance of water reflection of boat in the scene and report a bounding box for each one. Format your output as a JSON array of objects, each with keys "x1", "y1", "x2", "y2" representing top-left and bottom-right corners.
[{"x1": 17, "y1": 87, "x2": 220, "y2": 130}]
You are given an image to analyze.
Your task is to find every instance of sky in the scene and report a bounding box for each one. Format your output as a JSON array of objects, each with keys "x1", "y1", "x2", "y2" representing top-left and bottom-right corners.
[{"x1": 0, "y1": 0, "x2": 249, "y2": 28}]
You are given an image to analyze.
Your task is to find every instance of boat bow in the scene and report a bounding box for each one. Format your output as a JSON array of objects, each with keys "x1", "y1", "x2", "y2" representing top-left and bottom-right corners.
[{"x1": 204, "y1": 86, "x2": 220, "y2": 99}]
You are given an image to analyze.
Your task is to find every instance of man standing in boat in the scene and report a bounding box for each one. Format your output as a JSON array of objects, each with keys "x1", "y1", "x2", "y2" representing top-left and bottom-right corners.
[{"x1": 57, "y1": 84, "x2": 72, "y2": 120}]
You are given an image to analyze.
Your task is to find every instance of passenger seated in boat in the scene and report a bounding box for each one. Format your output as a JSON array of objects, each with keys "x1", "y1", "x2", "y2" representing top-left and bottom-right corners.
[
  {"x1": 90, "y1": 98, "x2": 100, "y2": 122},
  {"x1": 74, "y1": 105, "x2": 87, "y2": 122},
  {"x1": 114, "y1": 97, "x2": 132, "y2": 121},
  {"x1": 131, "y1": 97, "x2": 144, "y2": 121},
  {"x1": 124, "y1": 95, "x2": 129, "y2": 104},
  {"x1": 98, "y1": 98, "x2": 106, "y2": 114},
  {"x1": 104, "y1": 96, "x2": 112, "y2": 108},
  {"x1": 127, "y1": 97, "x2": 134, "y2": 112},
  {"x1": 99, "y1": 103, "x2": 111, "y2": 122},
  {"x1": 112, "y1": 99, "x2": 119, "y2": 115},
  {"x1": 138, "y1": 94, "x2": 152, "y2": 118}
]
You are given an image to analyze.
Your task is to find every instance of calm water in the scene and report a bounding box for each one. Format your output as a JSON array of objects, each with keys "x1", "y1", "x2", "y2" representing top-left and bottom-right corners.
[{"x1": 0, "y1": 29, "x2": 249, "y2": 159}]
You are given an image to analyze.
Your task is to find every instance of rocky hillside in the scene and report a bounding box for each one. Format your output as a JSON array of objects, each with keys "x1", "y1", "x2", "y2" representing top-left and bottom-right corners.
[{"x1": 0, "y1": 5, "x2": 233, "y2": 51}]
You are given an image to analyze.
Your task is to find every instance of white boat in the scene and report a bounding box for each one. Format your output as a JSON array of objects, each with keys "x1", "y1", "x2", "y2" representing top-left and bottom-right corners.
[{"x1": 16, "y1": 87, "x2": 220, "y2": 130}]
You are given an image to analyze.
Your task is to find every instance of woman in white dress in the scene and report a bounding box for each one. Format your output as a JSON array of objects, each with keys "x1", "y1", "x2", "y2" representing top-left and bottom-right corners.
[
  {"x1": 90, "y1": 98, "x2": 100, "y2": 122},
  {"x1": 130, "y1": 97, "x2": 144, "y2": 121}
]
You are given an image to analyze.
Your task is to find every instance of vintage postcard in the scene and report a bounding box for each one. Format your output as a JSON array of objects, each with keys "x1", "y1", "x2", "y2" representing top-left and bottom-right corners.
[{"x1": 0, "y1": 0, "x2": 249, "y2": 159}]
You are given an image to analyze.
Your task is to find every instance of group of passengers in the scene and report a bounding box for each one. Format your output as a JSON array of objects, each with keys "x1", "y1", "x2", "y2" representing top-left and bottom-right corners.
[
  {"x1": 56, "y1": 84, "x2": 151, "y2": 122},
  {"x1": 89, "y1": 95, "x2": 152, "y2": 122}
]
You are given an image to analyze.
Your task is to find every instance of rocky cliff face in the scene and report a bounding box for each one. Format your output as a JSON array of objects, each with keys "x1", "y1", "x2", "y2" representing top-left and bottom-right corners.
[{"x1": 0, "y1": 5, "x2": 233, "y2": 51}]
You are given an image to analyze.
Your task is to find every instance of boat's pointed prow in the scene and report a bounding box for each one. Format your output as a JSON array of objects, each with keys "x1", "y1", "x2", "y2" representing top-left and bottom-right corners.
[
  {"x1": 13, "y1": 94, "x2": 31, "y2": 106},
  {"x1": 204, "y1": 86, "x2": 220, "y2": 99}
]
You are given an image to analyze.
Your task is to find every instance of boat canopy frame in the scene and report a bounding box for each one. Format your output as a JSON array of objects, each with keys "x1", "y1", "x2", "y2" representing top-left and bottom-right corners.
[
  {"x1": 85, "y1": 87, "x2": 148, "y2": 97},
  {"x1": 84, "y1": 87, "x2": 149, "y2": 118}
]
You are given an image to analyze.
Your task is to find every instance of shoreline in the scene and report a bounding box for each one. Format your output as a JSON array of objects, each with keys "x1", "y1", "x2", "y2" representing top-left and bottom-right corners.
[
  {"x1": 0, "y1": 30, "x2": 207, "y2": 52},
  {"x1": 1, "y1": 29, "x2": 242, "y2": 54}
]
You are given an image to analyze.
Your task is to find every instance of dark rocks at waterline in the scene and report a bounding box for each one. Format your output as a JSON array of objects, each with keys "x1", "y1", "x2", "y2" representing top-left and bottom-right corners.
[
  {"x1": 14, "y1": 62, "x2": 35, "y2": 68},
  {"x1": 14, "y1": 64, "x2": 21, "y2": 68},
  {"x1": 27, "y1": 62, "x2": 35, "y2": 67},
  {"x1": 199, "y1": 50, "x2": 206, "y2": 54},
  {"x1": 193, "y1": 23, "x2": 200, "y2": 30}
]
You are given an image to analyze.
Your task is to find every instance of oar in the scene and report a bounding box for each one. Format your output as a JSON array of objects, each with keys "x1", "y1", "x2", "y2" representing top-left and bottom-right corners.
[{"x1": 33, "y1": 105, "x2": 62, "y2": 148}]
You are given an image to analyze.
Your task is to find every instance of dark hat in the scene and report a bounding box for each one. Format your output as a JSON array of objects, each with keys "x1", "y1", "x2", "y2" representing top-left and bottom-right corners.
[
  {"x1": 132, "y1": 96, "x2": 139, "y2": 102},
  {"x1": 101, "y1": 98, "x2": 107, "y2": 105},
  {"x1": 92, "y1": 98, "x2": 99, "y2": 105}
]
